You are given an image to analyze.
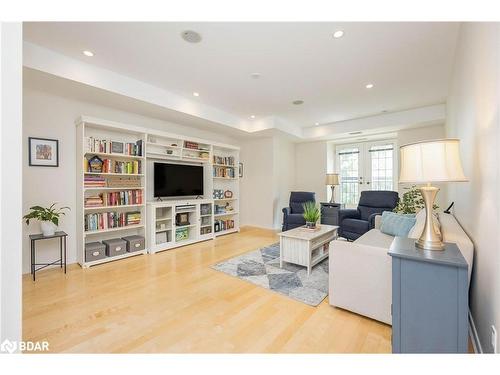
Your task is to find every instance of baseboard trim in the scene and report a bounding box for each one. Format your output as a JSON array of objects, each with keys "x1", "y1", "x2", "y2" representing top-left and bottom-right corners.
[{"x1": 469, "y1": 309, "x2": 483, "y2": 353}]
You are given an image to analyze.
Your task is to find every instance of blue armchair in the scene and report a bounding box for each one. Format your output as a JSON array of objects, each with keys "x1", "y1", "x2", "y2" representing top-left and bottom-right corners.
[
  {"x1": 282, "y1": 191, "x2": 316, "y2": 231},
  {"x1": 338, "y1": 190, "x2": 399, "y2": 241}
]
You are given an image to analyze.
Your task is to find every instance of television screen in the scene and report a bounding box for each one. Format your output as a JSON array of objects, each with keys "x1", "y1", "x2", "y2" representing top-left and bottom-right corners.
[{"x1": 154, "y1": 163, "x2": 204, "y2": 197}]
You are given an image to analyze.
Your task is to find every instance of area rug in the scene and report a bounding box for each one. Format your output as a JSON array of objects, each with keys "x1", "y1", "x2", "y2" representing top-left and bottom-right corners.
[{"x1": 211, "y1": 243, "x2": 329, "y2": 306}]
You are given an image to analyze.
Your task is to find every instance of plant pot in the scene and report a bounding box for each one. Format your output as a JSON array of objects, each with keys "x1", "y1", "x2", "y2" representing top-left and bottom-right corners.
[
  {"x1": 305, "y1": 221, "x2": 316, "y2": 229},
  {"x1": 40, "y1": 221, "x2": 56, "y2": 236}
]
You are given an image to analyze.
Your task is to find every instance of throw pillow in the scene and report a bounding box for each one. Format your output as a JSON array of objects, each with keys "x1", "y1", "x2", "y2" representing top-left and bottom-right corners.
[{"x1": 380, "y1": 211, "x2": 417, "y2": 237}]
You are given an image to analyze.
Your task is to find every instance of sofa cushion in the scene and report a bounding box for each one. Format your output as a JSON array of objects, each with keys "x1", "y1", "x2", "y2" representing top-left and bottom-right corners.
[
  {"x1": 355, "y1": 228, "x2": 395, "y2": 249},
  {"x1": 342, "y1": 218, "x2": 369, "y2": 235},
  {"x1": 286, "y1": 213, "x2": 306, "y2": 224},
  {"x1": 380, "y1": 211, "x2": 416, "y2": 237}
]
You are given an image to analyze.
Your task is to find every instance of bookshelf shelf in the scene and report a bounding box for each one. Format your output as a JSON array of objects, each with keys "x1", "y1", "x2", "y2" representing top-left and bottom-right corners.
[
  {"x1": 83, "y1": 187, "x2": 145, "y2": 191},
  {"x1": 214, "y1": 212, "x2": 239, "y2": 217},
  {"x1": 84, "y1": 151, "x2": 144, "y2": 160},
  {"x1": 84, "y1": 224, "x2": 145, "y2": 236},
  {"x1": 84, "y1": 204, "x2": 145, "y2": 211},
  {"x1": 84, "y1": 172, "x2": 144, "y2": 176}
]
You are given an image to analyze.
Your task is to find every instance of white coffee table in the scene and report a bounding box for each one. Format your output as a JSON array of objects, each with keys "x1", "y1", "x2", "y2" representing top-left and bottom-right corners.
[{"x1": 278, "y1": 224, "x2": 338, "y2": 275}]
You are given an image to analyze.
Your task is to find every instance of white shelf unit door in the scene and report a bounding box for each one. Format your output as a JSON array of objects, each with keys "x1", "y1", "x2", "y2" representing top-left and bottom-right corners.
[
  {"x1": 76, "y1": 118, "x2": 148, "y2": 267},
  {"x1": 147, "y1": 200, "x2": 215, "y2": 254},
  {"x1": 212, "y1": 146, "x2": 240, "y2": 236}
]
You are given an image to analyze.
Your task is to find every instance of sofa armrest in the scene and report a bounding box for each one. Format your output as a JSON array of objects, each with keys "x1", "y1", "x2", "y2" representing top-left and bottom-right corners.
[
  {"x1": 368, "y1": 213, "x2": 381, "y2": 229},
  {"x1": 338, "y1": 208, "x2": 360, "y2": 223},
  {"x1": 373, "y1": 214, "x2": 383, "y2": 229},
  {"x1": 329, "y1": 239, "x2": 392, "y2": 325},
  {"x1": 282, "y1": 207, "x2": 291, "y2": 217}
]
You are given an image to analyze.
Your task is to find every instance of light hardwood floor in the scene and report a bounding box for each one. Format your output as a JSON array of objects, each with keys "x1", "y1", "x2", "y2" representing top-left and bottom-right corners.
[{"x1": 23, "y1": 227, "x2": 391, "y2": 353}]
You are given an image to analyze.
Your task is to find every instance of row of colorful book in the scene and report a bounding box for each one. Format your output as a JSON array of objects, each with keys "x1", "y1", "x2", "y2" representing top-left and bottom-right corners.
[
  {"x1": 214, "y1": 219, "x2": 234, "y2": 233},
  {"x1": 84, "y1": 137, "x2": 143, "y2": 156},
  {"x1": 84, "y1": 157, "x2": 142, "y2": 174},
  {"x1": 84, "y1": 190, "x2": 143, "y2": 207},
  {"x1": 84, "y1": 211, "x2": 141, "y2": 232},
  {"x1": 213, "y1": 166, "x2": 235, "y2": 178},
  {"x1": 213, "y1": 155, "x2": 235, "y2": 166}
]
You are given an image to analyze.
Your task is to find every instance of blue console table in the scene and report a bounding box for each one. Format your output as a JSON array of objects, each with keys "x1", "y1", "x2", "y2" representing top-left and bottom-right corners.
[{"x1": 388, "y1": 237, "x2": 469, "y2": 353}]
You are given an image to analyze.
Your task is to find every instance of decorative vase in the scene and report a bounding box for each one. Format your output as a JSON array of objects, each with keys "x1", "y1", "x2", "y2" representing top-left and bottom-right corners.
[
  {"x1": 40, "y1": 221, "x2": 56, "y2": 236},
  {"x1": 305, "y1": 221, "x2": 316, "y2": 229}
]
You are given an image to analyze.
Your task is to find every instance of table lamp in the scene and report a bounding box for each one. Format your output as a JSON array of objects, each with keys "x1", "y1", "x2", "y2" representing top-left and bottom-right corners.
[
  {"x1": 325, "y1": 173, "x2": 340, "y2": 204},
  {"x1": 399, "y1": 139, "x2": 467, "y2": 250}
]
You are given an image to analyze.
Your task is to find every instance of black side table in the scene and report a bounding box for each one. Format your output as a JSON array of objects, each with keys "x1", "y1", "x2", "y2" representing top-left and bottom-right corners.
[
  {"x1": 29, "y1": 231, "x2": 67, "y2": 281},
  {"x1": 320, "y1": 202, "x2": 345, "y2": 226}
]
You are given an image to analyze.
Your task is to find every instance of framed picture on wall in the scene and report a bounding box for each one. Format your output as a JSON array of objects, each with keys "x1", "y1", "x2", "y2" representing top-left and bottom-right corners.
[{"x1": 28, "y1": 137, "x2": 59, "y2": 167}]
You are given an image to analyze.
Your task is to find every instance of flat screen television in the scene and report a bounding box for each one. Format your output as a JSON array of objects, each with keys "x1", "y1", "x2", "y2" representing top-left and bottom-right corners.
[{"x1": 154, "y1": 163, "x2": 204, "y2": 198}]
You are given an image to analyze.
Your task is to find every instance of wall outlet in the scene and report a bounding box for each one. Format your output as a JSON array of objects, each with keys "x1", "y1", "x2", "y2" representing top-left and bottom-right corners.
[{"x1": 491, "y1": 325, "x2": 497, "y2": 354}]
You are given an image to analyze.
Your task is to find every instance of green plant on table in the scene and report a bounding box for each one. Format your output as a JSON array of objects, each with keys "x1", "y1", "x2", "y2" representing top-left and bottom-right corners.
[
  {"x1": 302, "y1": 201, "x2": 320, "y2": 224},
  {"x1": 394, "y1": 185, "x2": 439, "y2": 214},
  {"x1": 23, "y1": 203, "x2": 70, "y2": 226}
]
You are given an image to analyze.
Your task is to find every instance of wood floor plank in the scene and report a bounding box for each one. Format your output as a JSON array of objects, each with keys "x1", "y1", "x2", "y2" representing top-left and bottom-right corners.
[{"x1": 23, "y1": 226, "x2": 392, "y2": 353}]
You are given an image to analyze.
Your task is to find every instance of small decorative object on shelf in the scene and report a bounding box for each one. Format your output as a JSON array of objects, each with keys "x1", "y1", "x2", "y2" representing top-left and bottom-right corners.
[
  {"x1": 176, "y1": 227, "x2": 189, "y2": 241},
  {"x1": 225, "y1": 203, "x2": 234, "y2": 212},
  {"x1": 184, "y1": 141, "x2": 199, "y2": 150},
  {"x1": 175, "y1": 212, "x2": 190, "y2": 226},
  {"x1": 88, "y1": 155, "x2": 104, "y2": 173},
  {"x1": 213, "y1": 189, "x2": 224, "y2": 199},
  {"x1": 199, "y1": 151, "x2": 209, "y2": 159},
  {"x1": 111, "y1": 141, "x2": 124, "y2": 154},
  {"x1": 23, "y1": 203, "x2": 70, "y2": 237},
  {"x1": 224, "y1": 190, "x2": 233, "y2": 198},
  {"x1": 239, "y1": 162, "x2": 243, "y2": 178},
  {"x1": 28, "y1": 137, "x2": 59, "y2": 167}
]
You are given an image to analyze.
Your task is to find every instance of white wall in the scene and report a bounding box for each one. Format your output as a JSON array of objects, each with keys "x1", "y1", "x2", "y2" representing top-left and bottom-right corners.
[
  {"x1": 22, "y1": 86, "x2": 239, "y2": 274},
  {"x1": 272, "y1": 137, "x2": 296, "y2": 229},
  {"x1": 0, "y1": 22, "x2": 23, "y2": 345},
  {"x1": 295, "y1": 142, "x2": 328, "y2": 203},
  {"x1": 239, "y1": 137, "x2": 275, "y2": 229},
  {"x1": 446, "y1": 22, "x2": 500, "y2": 353}
]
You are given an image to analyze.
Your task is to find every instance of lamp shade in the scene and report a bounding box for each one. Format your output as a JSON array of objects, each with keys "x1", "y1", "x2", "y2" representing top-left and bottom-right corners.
[
  {"x1": 399, "y1": 139, "x2": 468, "y2": 183},
  {"x1": 325, "y1": 173, "x2": 340, "y2": 185}
]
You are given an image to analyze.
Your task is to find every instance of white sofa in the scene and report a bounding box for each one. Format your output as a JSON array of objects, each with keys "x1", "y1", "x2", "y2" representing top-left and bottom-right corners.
[{"x1": 329, "y1": 212, "x2": 474, "y2": 325}]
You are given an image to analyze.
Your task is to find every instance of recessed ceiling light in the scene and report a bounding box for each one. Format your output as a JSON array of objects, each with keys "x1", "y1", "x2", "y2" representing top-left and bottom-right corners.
[
  {"x1": 315, "y1": 122, "x2": 320, "y2": 126},
  {"x1": 250, "y1": 73, "x2": 261, "y2": 79},
  {"x1": 181, "y1": 30, "x2": 202, "y2": 43},
  {"x1": 250, "y1": 115, "x2": 256, "y2": 119},
  {"x1": 82, "y1": 50, "x2": 94, "y2": 57},
  {"x1": 333, "y1": 30, "x2": 344, "y2": 38},
  {"x1": 365, "y1": 83, "x2": 374, "y2": 89},
  {"x1": 193, "y1": 92, "x2": 200, "y2": 97},
  {"x1": 292, "y1": 100, "x2": 304, "y2": 105}
]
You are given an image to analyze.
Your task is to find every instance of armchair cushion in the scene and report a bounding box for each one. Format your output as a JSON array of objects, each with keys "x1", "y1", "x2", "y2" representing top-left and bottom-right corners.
[
  {"x1": 342, "y1": 218, "x2": 369, "y2": 235},
  {"x1": 286, "y1": 213, "x2": 306, "y2": 225}
]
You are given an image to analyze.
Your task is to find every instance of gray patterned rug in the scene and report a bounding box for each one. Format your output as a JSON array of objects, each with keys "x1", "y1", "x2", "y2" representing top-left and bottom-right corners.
[{"x1": 211, "y1": 243, "x2": 329, "y2": 306}]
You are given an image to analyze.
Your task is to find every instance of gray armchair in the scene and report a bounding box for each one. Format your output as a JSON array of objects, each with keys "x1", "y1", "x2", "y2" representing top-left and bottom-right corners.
[
  {"x1": 282, "y1": 191, "x2": 316, "y2": 231},
  {"x1": 338, "y1": 190, "x2": 399, "y2": 241}
]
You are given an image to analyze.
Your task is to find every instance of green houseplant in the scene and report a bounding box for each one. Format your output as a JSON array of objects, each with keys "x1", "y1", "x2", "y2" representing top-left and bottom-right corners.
[
  {"x1": 23, "y1": 203, "x2": 70, "y2": 236},
  {"x1": 302, "y1": 201, "x2": 320, "y2": 229},
  {"x1": 394, "y1": 185, "x2": 439, "y2": 214}
]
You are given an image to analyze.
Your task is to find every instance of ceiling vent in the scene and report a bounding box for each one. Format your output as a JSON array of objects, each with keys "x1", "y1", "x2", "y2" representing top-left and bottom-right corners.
[
  {"x1": 348, "y1": 131, "x2": 363, "y2": 135},
  {"x1": 292, "y1": 100, "x2": 304, "y2": 105},
  {"x1": 181, "y1": 30, "x2": 202, "y2": 43}
]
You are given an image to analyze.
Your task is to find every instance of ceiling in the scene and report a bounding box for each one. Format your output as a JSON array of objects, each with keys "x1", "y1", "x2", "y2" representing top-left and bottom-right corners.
[{"x1": 23, "y1": 22, "x2": 459, "y2": 131}]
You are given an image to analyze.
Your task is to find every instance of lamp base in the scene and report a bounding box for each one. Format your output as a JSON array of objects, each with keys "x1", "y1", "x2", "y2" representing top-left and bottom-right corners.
[
  {"x1": 416, "y1": 185, "x2": 444, "y2": 251},
  {"x1": 329, "y1": 185, "x2": 336, "y2": 204}
]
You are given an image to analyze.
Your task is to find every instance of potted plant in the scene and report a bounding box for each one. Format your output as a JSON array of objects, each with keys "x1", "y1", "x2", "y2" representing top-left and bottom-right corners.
[
  {"x1": 23, "y1": 203, "x2": 70, "y2": 236},
  {"x1": 302, "y1": 201, "x2": 320, "y2": 229},
  {"x1": 394, "y1": 185, "x2": 439, "y2": 214}
]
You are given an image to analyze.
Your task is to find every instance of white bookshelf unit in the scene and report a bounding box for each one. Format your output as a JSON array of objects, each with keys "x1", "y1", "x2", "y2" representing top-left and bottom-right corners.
[{"x1": 76, "y1": 116, "x2": 240, "y2": 267}]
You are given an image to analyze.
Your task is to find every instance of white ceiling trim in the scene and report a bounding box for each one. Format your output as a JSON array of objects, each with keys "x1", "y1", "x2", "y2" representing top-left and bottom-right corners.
[
  {"x1": 303, "y1": 104, "x2": 446, "y2": 140},
  {"x1": 23, "y1": 42, "x2": 250, "y2": 132},
  {"x1": 23, "y1": 41, "x2": 446, "y2": 141}
]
